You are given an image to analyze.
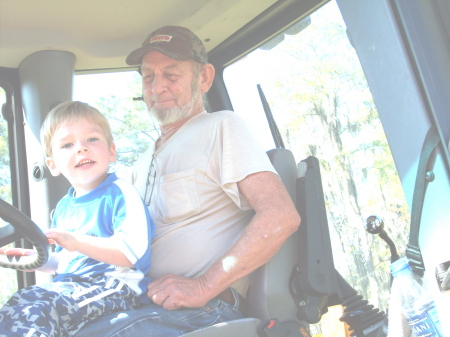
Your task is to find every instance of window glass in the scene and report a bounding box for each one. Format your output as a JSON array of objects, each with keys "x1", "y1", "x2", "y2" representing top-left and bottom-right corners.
[
  {"x1": 0, "y1": 87, "x2": 18, "y2": 306},
  {"x1": 73, "y1": 71, "x2": 159, "y2": 178},
  {"x1": 224, "y1": 0, "x2": 410, "y2": 332}
]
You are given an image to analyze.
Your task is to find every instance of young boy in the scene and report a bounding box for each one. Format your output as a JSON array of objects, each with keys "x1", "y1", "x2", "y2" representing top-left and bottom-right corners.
[{"x1": 0, "y1": 101, "x2": 155, "y2": 337}]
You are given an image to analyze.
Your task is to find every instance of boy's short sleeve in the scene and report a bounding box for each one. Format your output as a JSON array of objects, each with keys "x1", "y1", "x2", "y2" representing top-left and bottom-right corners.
[{"x1": 111, "y1": 179, "x2": 155, "y2": 275}]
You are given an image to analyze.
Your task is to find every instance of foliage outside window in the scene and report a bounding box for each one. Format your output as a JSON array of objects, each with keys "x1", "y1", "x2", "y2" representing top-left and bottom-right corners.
[
  {"x1": 0, "y1": 87, "x2": 18, "y2": 306},
  {"x1": 224, "y1": 1, "x2": 409, "y2": 334},
  {"x1": 74, "y1": 71, "x2": 159, "y2": 178},
  {"x1": 0, "y1": 90, "x2": 11, "y2": 203}
]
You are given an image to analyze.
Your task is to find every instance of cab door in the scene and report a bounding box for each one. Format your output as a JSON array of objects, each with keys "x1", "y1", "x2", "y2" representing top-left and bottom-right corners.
[{"x1": 0, "y1": 67, "x2": 32, "y2": 302}]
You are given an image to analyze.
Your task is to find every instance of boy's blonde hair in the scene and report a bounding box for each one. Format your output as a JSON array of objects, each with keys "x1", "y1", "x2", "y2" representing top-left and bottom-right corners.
[{"x1": 40, "y1": 101, "x2": 114, "y2": 158}]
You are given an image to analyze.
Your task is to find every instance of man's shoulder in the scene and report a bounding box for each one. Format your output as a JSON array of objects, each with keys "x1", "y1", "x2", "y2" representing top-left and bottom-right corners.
[
  {"x1": 195, "y1": 110, "x2": 247, "y2": 127},
  {"x1": 204, "y1": 110, "x2": 239, "y2": 120}
]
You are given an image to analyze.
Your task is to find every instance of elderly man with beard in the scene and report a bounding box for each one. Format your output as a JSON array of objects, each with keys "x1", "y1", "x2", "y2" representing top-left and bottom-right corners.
[{"x1": 76, "y1": 25, "x2": 300, "y2": 337}]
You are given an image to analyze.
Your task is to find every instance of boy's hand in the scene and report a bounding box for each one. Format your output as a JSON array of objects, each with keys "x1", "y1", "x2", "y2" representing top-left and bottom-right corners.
[
  {"x1": 46, "y1": 229, "x2": 79, "y2": 252},
  {"x1": 0, "y1": 248, "x2": 37, "y2": 256}
]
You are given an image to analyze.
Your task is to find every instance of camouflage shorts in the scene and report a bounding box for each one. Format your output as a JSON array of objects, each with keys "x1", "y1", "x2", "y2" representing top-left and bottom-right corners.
[{"x1": 0, "y1": 274, "x2": 139, "y2": 337}]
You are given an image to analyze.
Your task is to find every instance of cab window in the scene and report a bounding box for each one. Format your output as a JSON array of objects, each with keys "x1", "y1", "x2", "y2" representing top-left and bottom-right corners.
[
  {"x1": 73, "y1": 71, "x2": 159, "y2": 177},
  {"x1": 0, "y1": 87, "x2": 18, "y2": 305},
  {"x1": 223, "y1": 0, "x2": 409, "y2": 327}
]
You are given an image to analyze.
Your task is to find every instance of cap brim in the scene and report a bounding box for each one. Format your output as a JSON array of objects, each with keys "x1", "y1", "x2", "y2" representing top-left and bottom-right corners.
[{"x1": 126, "y1": 45, "x2": 193, "y2": 66}]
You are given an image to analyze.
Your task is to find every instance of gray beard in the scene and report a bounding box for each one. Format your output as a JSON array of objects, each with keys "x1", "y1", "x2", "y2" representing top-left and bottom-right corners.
[
  {"x1": 147, "y1": 100, "x2": 194, "y2": 126},
  {"x1": 146, "y1": 84, "x2": 200, "y2": 126}
]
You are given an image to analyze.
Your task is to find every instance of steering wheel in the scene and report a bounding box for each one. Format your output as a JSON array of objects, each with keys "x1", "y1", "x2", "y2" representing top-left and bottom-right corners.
[{"x1": 0, "y1": 198, "x2": 51, "y2": 270}]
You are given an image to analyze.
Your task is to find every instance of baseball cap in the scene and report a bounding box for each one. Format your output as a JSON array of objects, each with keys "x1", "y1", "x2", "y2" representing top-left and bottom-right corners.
[{"x1": 126, "y1": 26, "x2": 207, "y2": 65}]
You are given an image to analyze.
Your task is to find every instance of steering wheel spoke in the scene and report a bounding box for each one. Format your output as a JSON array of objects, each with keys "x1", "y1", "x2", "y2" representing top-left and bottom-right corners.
[{"x1": 0, "y1": 198, "x2": 50, "y2": 270}]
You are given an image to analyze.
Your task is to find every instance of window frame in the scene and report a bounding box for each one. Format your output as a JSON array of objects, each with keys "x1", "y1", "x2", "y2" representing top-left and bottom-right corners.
[{"x1": 0, "y1": 68, "x2": 34, "y2": 289}]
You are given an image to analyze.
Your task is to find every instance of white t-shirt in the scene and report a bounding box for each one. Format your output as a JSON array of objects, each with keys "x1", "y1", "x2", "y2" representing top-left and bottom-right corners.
[{"x1": 132, "y1": 110, "x2": 277, "y2": 297}]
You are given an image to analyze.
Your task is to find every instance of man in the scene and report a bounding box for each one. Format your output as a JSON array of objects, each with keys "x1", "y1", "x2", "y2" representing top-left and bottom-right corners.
[{"x1": 76, "y1": 25, "x2": 300, "y2": 336}]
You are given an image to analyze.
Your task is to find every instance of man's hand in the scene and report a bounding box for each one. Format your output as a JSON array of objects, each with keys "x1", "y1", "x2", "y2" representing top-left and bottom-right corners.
[
  {"x1": 147, "y1": 274, "x2": 213, "y2": 310},
  {"x1": 45, "y1": 229, "x2": 79, "y2": 251}
]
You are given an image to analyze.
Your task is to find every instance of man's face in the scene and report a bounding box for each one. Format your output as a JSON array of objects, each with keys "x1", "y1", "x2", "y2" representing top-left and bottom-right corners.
[{"x1": 141, "y1": 51, "x2": 202, "y2": 125}]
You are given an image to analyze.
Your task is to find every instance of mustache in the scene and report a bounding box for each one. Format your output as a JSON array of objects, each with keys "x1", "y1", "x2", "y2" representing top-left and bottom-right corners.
[{"x1": 144, "y1": 95, "x2": 174, "y2": 103}]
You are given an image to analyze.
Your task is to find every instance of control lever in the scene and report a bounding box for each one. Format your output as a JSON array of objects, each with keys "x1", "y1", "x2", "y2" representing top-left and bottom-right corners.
[
  {"x1": 337, "y1": 215, "x2": 396, "y2": 337},
  {"x1": 364, "y1": 215, "x2": 399, "y2": 263}
]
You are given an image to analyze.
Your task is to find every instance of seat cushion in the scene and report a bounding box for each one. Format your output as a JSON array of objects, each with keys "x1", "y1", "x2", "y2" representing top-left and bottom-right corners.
[{"x1": 183, "y1": 318, "x2": 261, "y2": 337}]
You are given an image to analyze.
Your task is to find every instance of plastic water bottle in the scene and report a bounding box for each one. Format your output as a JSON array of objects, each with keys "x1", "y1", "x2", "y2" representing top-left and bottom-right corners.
[{"x1": 390, "y1": 257, "x2": 443, "y2": 337}]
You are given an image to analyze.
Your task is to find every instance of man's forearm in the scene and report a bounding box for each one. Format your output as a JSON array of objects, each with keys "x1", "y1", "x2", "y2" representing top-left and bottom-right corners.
[{"x1": 199, "y1": 204, "x2": 300, "y2": 299}]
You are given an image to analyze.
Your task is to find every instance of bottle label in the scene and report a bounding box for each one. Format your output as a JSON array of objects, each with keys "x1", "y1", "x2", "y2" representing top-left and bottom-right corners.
[{"x1": 405, "y1": 302, "x2": 443, "y2": 337}]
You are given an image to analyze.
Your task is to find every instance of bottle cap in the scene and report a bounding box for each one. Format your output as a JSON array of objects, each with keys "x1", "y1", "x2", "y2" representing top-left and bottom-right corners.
[{"x1": 390, "y1": 257, "x2": 411, "y2": 275}]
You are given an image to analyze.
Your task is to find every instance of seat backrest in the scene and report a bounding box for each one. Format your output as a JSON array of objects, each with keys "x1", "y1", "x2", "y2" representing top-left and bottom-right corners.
[{"x1": 246, "y1": 148, "x2": 300, "y2": 322}]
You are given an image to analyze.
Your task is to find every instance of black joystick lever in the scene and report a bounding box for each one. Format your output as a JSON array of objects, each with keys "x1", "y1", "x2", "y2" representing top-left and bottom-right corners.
[{"x1": 365, "y1": 215, "x2": 400, "y2": 263}]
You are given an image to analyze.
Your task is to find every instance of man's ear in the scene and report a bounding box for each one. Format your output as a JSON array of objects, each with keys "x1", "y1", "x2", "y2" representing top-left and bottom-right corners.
[
  {"x1": 45, "y1": 157, "x2": 61, "y2": 177},
  {"x1": 200, "y1": 63, "x2": 215, "y2": 93}
]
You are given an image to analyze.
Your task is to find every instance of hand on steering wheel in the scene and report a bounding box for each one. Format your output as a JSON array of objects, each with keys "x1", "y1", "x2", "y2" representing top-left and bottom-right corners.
[{"x1": 0, "y1": 198, "x2": 50, "y2": 270}]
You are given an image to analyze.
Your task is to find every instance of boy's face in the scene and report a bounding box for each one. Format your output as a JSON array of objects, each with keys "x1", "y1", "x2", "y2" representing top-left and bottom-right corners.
[{"x1": 46, "y1": 117, "x2": 116, "y2": 196}]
